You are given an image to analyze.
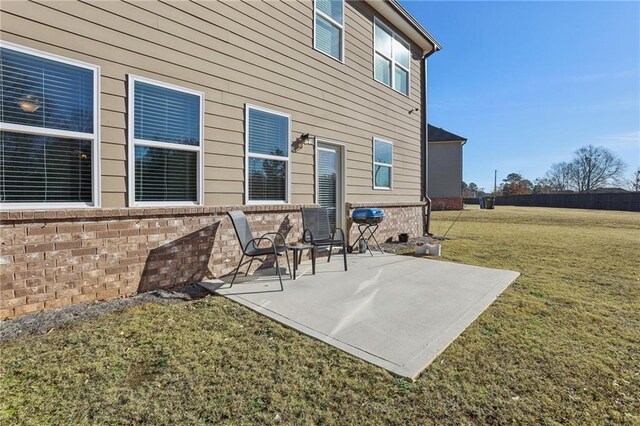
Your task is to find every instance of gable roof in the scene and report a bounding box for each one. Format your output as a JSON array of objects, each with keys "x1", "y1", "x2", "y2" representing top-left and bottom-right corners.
[{"x1": 428, "y1": 125, "x2": 467, "y2": 143}]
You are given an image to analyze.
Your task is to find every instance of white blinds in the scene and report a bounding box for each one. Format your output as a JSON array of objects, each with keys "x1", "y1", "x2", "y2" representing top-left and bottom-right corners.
[
  {"x1": 246, "y1": 106, "x2": 290, "y2": 202},
  {"x1": 0, "y1": 132, "x2": 92, "y2": 203},
  {"x1": 0, "y1": 48, "x2": 94, "y2": 133},
  {"x1": 134, "y1": 81, "x2": 200, "y2": 146},
  {"x1": 0, "y1": 46, "x2": 97, "y2": 206},
  {"x1": 134, "y1": 146, "x2": 197, "y2": 202},
  {"x1": 316, "y1": 0, "x2": 343, "y2": 24},
  {"x1": 248, "y1": 157, "x2": 287, "y2": 202},
  {"x1": 315, "y1": 0, "x2": 343, "y2": 61},
  {"x1": 131, "y1": 77, "x2": 202, "y2": 204},
  {"x1": 248, "y1": 108, "x2": 289, "y2": 157},
  {"x1": 318, "y1": 148, "x2": 338, "y2": 228}
]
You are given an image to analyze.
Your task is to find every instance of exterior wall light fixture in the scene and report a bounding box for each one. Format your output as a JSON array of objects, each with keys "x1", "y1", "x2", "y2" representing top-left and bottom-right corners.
[{"x1": 292, "y1": 133, "x2": 314, "y2": 152}]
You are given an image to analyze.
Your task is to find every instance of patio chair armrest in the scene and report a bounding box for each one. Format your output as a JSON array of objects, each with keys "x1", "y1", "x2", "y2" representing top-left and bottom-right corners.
[
  {"x1": 243, "y1": 236, "x2": 276, "y2": 253},
  {"x1": 302, "y1": 228, "x2": 314, "y2": 244},
  {"x1": 260, "y1": 232, "x2": 287, "y2": 247}
]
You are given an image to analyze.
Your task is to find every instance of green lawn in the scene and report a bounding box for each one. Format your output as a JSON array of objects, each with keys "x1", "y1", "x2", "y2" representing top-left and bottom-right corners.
[{"x1": 1, "y1": 206, "x2": 639, "y2": 424}]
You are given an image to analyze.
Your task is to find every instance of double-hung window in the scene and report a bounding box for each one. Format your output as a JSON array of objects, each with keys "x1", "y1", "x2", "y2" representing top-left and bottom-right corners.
[
  {"x1": 373, "y1": 19, "x2": 411, "y2": 96},
  {"x1": 0, "y1": 42, "x2": 99, "y2": 208},
  {"x1": 373, "y1": 138, "x2": 393, "y2": 189},
  {"x1": 314, "y1": 0, "x2": 344, "y2": 61},
  {"x1": 128, "y1": 75, "x2": 203, "y2": 206},
  {"x1": 245, "y1": 105, "x2": 290, "y2": 204}
]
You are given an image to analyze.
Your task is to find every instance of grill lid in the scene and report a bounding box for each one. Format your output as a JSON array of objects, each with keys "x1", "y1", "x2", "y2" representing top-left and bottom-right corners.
[{"x1": 352, "y1": 208, "x2": 384, "y2": 220}]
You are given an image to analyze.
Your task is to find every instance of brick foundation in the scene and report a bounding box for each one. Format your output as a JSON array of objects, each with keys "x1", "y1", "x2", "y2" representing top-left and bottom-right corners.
[
  {"x1": 346, "y1": 201, "x2": 426, "y2": 245},
  {"x1": 0, "y1": 202, "x2": 426, "y2": 319},
  {"x1": 0, "y1": 206, "x2": 309, "y2": 319},
  {"x1": 430, "y1": 197, "x2": 463, "y2": 211}
]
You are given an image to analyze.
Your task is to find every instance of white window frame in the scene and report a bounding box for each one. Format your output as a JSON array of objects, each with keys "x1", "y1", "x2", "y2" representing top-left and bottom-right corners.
[
  {"x1": 373, "y1": 18, "x2": 411, "y2": 97},
  {"x1": 127, "y1": 74, "x2": 204, "y2": 207},
  {"x1": 0, "y1": 41, "x2": 101, "y2": 210},
  {"x1": 244, "y1": 104, "x2": 291, "y2": 205},
  {"x1": 372, "y1": 137, "x2": 393, "y2": 190},
  {"x1": 313, "y1": 0, "x2": 345, "y2": 63}
]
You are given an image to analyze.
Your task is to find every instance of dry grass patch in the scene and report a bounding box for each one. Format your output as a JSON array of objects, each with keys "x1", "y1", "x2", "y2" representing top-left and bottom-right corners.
[{"x1": 1, "y1": 206, "x2": 639, "y2": 424}]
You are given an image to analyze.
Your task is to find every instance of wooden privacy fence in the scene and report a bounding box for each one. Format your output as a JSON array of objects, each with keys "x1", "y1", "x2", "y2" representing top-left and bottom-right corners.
[{"x1": 464, "y1": 192, "x2": 640, "y2": 212}]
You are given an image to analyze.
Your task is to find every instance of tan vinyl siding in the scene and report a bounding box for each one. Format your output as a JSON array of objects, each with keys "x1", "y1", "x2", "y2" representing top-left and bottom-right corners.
[
  {"x1": 1, "y1": 0, "x2": 424, "y2": 207},
  {"x1": 428, "y1": 142, "x2": 463, "y2": 198}
]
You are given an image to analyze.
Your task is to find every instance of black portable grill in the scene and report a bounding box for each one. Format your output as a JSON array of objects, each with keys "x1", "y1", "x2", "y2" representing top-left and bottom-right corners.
[{"x1": 347, "y1": 208, "x2": 384, "y2": 255}]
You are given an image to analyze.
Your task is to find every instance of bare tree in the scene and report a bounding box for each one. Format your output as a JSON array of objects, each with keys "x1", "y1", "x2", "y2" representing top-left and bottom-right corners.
[
  {"x1": 624, "y1": 168, "x2": 640, "y2": 192},
  {"x1": 570, "y1": 145, "x2": 626, "y2": 192},
  {"x1": 544, "y1": 161, "x2": 573, "y2": 192}
]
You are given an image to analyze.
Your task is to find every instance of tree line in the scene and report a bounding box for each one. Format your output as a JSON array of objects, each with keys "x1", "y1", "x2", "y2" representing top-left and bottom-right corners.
[{"x1": 463, "y1": 144, "x2": 639, "y2": 197}]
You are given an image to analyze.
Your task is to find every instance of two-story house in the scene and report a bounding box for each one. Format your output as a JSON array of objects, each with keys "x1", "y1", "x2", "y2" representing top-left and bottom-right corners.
[{"x1": 0, "y1": 0, "x2": 440, "y2": 318}]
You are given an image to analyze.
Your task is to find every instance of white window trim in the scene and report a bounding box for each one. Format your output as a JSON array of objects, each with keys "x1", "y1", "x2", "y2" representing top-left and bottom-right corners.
[
  {"x1": 372, "y1": 137, "x2": 393, "y2": 190},
  {"x1": 244, "y1": 104, "x2": 291, "y2": 205},
  {"x1": 0, "y1": 41, "x2": 101, "y2": 210},
  {"x1": 373, "y1": 17, "x2": 411, "y2": 97},
  {"x1": 313, "y1": 0, "x2": 345, "y2": 63},
  {"x1": 127, "y1": 74, "x2": 204, "y2": 207}
]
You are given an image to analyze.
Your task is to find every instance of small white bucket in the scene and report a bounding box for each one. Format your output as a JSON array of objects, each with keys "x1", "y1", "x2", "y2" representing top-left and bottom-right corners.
[
  {"x1": 428, "y1": 244, "x2": 441, "y2": 256},
  {"x1": 415, "y1": 241, "x2": 427, "y2": 256}
]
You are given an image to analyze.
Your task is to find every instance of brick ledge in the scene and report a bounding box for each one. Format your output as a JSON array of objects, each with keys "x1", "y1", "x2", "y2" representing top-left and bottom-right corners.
[
  {"x1": 0, "y1": 204, "x2": 320, "y2": 222},
  {"x1": 346, "y1": 201, "x2": 426, "y2": 208}
]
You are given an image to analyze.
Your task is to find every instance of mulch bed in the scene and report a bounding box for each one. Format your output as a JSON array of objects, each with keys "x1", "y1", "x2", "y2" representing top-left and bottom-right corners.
[{"x1": 0, "y1": 284, "x2": 209, "y2": 343}]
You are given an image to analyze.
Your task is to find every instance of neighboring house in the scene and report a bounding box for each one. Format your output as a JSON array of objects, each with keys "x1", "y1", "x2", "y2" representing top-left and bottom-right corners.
[
  {"x1": 427, "y1": 125, "x2": 467, "y2": 210},
  {"x1": 0, "y1": 0, "x2": 440, "y2": 319}
]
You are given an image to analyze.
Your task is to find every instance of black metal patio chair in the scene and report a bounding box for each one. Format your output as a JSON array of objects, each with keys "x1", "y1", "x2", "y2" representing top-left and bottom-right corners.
[
  {"x1": 300, "y1": 207, "x2": 348, "y2": 271},
  {"x1": 227, "y1": 211, "x2": 292, "y2": 289}
]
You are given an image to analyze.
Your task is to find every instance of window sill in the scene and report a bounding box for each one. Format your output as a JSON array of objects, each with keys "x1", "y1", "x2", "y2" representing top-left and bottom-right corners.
[
  {"x1": 373, "y1": 77, "x2": 410, "y2": 98},
  {"x1": 314, "y1": 46, "x2": 345, "y2": 64}
]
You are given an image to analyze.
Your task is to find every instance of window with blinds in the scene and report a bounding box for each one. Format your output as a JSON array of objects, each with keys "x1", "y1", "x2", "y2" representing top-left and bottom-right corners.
[
  {"x1": 128, "y1": 75, "x2": 203, "y2": 205},
  {"x1": 374, "y1": 19, "x2": 411, "y2": 96},
  {"x1": 373, "y1": 138, "x2": 393, "y2": 189},
  {"x1": 314, "y1": 0, "x2": 344, "y2": 61},
  {"x1": 0, "y1": 43, "x2": 98, "y2": 207},
  {"x1": 245, "y1": 105, "x2": 290, "y2": 203}
]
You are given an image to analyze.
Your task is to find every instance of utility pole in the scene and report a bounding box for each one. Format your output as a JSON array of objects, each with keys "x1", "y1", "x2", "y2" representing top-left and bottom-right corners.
[{"x1": 494, "y1": 170, "x2": 497, "y2": 194}]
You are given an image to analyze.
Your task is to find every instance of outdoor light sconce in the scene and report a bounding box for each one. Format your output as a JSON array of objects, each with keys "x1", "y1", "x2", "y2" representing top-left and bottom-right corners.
[
  {"x1": 292, "y1": 133, "x2": 314, "y2": 152},
  {"x1": 17, "y1": 95, "x2": 41, "y2": 113}
]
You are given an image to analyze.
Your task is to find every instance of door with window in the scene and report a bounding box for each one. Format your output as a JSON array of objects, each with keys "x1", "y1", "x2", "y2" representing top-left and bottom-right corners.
[{"x1": 317, "y1": 142, "x2": 344, "y2": 231}]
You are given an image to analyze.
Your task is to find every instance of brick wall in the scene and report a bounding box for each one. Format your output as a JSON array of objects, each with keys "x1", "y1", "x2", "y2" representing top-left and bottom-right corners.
[
  {"x1": 1, "y1": 203, "x2": 425, "y2": 319},
  {"x1": 430, "y1": 197, "x2": 463, "y2": 211},
  {"x1": 0, "y1": 205, "x2": 310, "y2": 319}
]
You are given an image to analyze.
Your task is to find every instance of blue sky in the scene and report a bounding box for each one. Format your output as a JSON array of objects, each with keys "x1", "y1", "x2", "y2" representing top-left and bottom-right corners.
[{"x1": 400, "y1": 1, "x2": 640, "y2": 191}]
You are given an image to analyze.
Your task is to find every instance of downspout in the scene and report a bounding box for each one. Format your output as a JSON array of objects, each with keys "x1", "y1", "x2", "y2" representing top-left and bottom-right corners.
[{"x1": 421, "y1": 47, "x2": 438, "y2": 236}]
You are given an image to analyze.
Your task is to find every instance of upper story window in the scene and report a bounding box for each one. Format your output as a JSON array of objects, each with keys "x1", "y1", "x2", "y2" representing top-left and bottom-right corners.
[
  {"x1": 0, "y1": 42, "x2": 100, "y2": 208},
  {"x1": 373, "y1": 137, "x2": 393, "y2": 189},
  {"x1": 374, "y1": 19, "x2": 410, "y2": 96},
  {"x1": 245, "y1": 105, "x2": 291, "y2": 204},
  {"x1": 314, "y1": 0, "x2": 344, "y2": 62},
  {"x1": 128, "y1": 75, "x2": 204, "y2": 206}
]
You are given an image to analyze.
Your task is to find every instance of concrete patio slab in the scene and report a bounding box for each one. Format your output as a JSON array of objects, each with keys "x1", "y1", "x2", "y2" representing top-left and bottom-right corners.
[{"x1": 199, "y1": 254, "x2": 519, "y2": 379}]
